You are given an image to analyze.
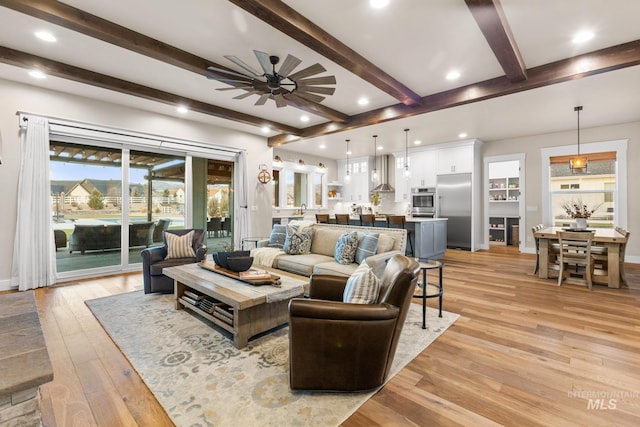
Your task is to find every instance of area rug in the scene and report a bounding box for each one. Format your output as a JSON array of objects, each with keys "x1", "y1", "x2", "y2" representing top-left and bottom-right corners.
[{"x1": 86, "y1": 291, "x2": 458, "y2": 427}]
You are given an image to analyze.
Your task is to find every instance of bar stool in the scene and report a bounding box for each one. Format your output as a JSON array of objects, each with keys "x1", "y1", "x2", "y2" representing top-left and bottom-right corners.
[
  {"x1": 335, "y1": 213, "x2": 351, "y2": 225},
  {"x1": 359, "y1": 214, "x2": 375, "y2": 227},
  {"x1": 413, "y1": 260, "x2": 444, "y2": 329},
  {"x1": 315, "y1": 213, "x2": 330, "y2": 224},
  {"x1": 387, "y1": 215, "x2": 414, "y2": 256}
]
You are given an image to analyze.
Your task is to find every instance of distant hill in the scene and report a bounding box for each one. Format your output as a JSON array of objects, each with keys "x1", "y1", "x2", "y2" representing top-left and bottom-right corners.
[{"x1": 50, "y1": 179, "x2": 181, "y2": 195}]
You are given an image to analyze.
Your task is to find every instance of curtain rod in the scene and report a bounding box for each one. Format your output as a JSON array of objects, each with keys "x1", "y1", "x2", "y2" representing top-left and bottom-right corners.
[{"x1": 17, "y1": 111, "x2": 245, "y2": 155}]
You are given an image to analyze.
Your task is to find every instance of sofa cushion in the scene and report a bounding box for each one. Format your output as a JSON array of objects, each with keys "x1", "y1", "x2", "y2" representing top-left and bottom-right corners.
[
  {"x1": 343, "y1": 262, "x2": 380, "y2": 304},
  {"x1": 377, "y1": 233, "x2": 395, "y2": 254},
  {"x1": 310, "y1": 227, "x2": 347, "y2": 257},
  {"x1": 334, "y1": 231, "x2": 358, "y2": 265},
  {"x1": 283, "y1": 225, "x2": 313, "y2": 255},
  {"x1": 356, "y1": 232, "x2": 380, "y2": 264},
  {"x1": 267, "y1": 224, "x2": 287, "y2": 248},
  {"x1": 275, "y1": 253, "x2": 334, "y2": 276},
  {"x1": 312, "y1": 261, "x2": 359, "y2": 277},
  {"x1": 165, "y1": 230, "x2": 196, "y2": 259}
]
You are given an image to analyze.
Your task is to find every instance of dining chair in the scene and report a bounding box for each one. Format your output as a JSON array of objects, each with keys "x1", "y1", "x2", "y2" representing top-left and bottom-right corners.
[
  {"x1": 387, "y1": 215, "x2": 414, "y2": 257},
  {"x1": 531, "y1": 224, "x2": 544, "y2": 274},
  {"x1": 592, "y1": 227, "x2": 630, "y2": 284},
  {"x1": 334, "y1": 213, "x2": 350, "y2": 225},
  {"x1": 359, "y1": 213, "x2": 375, "y2": 227},
  {"x1": 557, "y1": 230, "x2": 595, "y2": 291},
  {"x1": 315, "y1": 213, "x2": 330, "y2": 224}
]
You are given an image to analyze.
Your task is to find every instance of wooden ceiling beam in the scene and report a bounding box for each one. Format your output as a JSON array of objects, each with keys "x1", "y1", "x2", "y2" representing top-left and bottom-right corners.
[
  {"x1": 268, "y1": 40, "x2": 640, "y2": 146},
  {"x1": 465, "y1": 0, "x2": 527, "y2": 82},
  {"x1": 1, "y1": 0, "x2": 346, "y2": 123},
  {"x1": 228, "y1": 0, "x2": 423, "y2": 106},
  {"x1": 0, "y1": 46, "x2": 301, "y2": 135}
]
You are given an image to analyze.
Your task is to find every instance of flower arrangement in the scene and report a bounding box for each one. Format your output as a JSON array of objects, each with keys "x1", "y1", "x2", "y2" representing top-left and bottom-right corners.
[
  {"x1": 370, "y1": 191, "x2": 380, "y2": 206},
  {"x1": 560, "y1": 198, "x2": 602, "y2": 219}
]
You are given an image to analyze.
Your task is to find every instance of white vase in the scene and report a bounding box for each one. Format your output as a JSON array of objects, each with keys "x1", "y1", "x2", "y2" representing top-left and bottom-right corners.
[{"x1": 575, "y1": 217, "x2": 587, "y2": 229}]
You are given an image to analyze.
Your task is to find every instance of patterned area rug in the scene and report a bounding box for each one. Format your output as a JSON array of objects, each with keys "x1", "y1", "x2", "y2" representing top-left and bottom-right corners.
[{"x1": 86, "y1": 291, "x2": 458, "y2": 427}]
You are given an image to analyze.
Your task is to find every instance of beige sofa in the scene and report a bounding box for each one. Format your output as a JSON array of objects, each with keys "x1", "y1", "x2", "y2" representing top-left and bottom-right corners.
[{"x1": 256, "y1": 223, "x2": 407, "y2": 278}]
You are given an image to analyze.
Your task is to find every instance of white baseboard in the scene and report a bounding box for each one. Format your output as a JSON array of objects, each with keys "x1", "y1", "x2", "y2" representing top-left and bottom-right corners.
[{"x1": 0, "y1": 279, "x2": 16, "y2": 291}]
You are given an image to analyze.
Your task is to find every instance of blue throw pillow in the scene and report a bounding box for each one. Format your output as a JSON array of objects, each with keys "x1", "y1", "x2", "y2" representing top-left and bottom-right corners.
[
  {"x1": 283, "y1": 225, "x2": 313, "y2": 255},
  {"x1": 334, "y1": 231, "x2": 358, "y2": 265},
  {"x1": 356, "y1": 232, "x2": 380, "y2": 264},
  {"x1": 268, "y1": 224, "x2": 287, "y2": 248}
]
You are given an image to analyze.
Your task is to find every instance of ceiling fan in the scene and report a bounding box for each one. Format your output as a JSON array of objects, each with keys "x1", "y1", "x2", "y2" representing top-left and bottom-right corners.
[{"x1": 204, "y1": 50, "x2": 336, "y2": 108}]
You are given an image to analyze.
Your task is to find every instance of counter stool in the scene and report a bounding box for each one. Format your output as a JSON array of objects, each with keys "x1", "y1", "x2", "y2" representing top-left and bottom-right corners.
[
  {"x1": 387, "y1": 215, "x2": 414, "y2": 256},
  {"x1": 413, "y1": 260, "x2": 444, "y2": 329}
]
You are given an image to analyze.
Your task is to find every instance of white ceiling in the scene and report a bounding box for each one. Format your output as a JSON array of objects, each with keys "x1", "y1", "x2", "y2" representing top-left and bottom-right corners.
[{"x1": 0, "y1": 0, "x2": 638, "y2": 159}]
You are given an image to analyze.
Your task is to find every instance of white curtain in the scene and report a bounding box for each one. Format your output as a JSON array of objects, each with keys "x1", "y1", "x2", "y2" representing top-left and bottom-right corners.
[
  {"x1": 234, "y1": 150, "x2": 249, "y2": 250},
  {"x1": 11, "y1": 117, "x2": 57, "y2": 290}
]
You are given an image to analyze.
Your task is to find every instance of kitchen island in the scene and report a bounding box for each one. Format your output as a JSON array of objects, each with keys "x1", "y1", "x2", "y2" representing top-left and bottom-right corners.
[{"x1": 406, "y1": 217, "x2": 448, "y2": 260}]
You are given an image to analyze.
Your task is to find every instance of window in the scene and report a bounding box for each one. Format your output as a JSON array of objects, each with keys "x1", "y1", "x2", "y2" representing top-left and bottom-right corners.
[{"x1": 547, "y1": 149, "x2": 619, "y2": 228}]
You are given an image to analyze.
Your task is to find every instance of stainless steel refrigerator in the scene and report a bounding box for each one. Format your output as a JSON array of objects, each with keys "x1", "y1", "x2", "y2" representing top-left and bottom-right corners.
[{"x1": 436, "y1": 173, "x2": 472, "y2": 250}]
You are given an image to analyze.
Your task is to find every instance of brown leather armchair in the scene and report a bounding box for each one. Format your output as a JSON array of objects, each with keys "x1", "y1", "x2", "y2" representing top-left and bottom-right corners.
[
  {"x1": 141, "y1": 229, "x2": 206, "y2": 294},
  {"x1": 288, "y1": 254, "x2": 420, "y2": 391}
]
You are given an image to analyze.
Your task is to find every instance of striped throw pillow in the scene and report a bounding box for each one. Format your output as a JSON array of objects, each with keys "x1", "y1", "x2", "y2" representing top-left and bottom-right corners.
[
  {"x1": 343, "y1": 262, "x2": 380, "y2": 304},
  {"x1": 165, "y1": 231, "x2": 196, "y2": 259},
  {"x1": 268, "y1": 224, "x2": 287, "y2": 248}
]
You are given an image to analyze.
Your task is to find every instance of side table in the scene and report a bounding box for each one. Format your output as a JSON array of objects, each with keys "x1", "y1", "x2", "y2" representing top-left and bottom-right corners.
[
  {"x1": 241, "y1": 236, "x2": 266, "y2": 250},
  {"x1": 413, "y1": 260, "x2": 444, "y2": 329}
]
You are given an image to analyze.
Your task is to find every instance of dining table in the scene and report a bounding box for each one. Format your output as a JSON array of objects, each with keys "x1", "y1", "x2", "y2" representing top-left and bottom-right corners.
[{"x1": 534, "y1": 226, "x2": 628, "y2": 288}]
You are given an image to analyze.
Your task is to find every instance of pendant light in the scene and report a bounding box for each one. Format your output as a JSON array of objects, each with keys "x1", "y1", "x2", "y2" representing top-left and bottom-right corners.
[
  {"x1": 569, "y1": 106, "x2": 587, "y2": 174},
  {"x1": 403, "y1": 128, "x2": 410, "y2": 178},
  {"x1": 345, "y1": 139, "x2": 351, "y2": 181},
  {"x1": 371, "y1": 135, "x2": 378, "y2": 183}
]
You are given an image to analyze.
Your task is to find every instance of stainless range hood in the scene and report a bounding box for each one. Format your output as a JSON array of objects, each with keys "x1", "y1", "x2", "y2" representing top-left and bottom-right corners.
[{"x1": 372, "y1": 155, "x2": 395, "y2": 193}]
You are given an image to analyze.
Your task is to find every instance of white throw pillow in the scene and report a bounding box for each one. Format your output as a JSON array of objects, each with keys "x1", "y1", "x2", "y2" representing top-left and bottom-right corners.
[
  {"x1": 165, "y1": 230, "x2": 196, "y2": 259},
  {"x1": 343, "y1": 262, "x2": 380, "y2": 304}
]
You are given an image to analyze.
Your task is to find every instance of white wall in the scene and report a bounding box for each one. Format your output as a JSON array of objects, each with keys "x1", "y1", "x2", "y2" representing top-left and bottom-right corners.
[
  {"x1": 0, "y1": 78, "x2": 274, "y2": 284},
  {"x1": 482, "y1": 121, "x2": 639, "y2": 262}
]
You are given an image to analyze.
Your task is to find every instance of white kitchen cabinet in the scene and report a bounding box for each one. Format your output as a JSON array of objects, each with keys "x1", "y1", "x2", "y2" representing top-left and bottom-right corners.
[
  {"x1": 409, "y1": 149, "x2": 437, "y2": 188},
  {"x1": 337, "y1": 157, "x2": 371, "y2": 203},
  {"x1": 437, "y1": 144, "x2": 474, "y2": 175},
  {"x1": 393, "y1": 153, "x2": 410, "y2": 202}
]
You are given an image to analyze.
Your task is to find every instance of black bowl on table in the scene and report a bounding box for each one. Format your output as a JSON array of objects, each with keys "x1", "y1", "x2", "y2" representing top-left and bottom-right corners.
[
  {"x1": 226, "y1": 256, "x2": 254, "y2": 272},
  {"x1": 213, "y1": 251, "x2": 250, "y2": 269}
]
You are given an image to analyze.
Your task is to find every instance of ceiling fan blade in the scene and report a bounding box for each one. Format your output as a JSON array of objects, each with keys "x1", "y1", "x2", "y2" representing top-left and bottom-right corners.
[
  {"x1": 255, "y1": 93, "x2": 270, "y2": 106},
  {"x1": 277, "y1": 54, "x2": 302, "y2": 77},
  {"x1": 297, "y1": 75, "x2": 336, "y2": 86},
  {"x1": 254, "y1": 50, "x2": 273, "y2": 75},
  {"x1": 216, "y1": 86, "x2": 253, "y2": 91},
  {"x1": 297, "y1": 86, "x2": 335, "y2": 95},
  {"x1": 273, "y1": 93, "x2": 288, "y2": 108},
  {"x1": 287, "y1": 63, "x2": 326, "y2": 81},
  {"x1": 224, "y1": 55, "x2": 261, "y2": 76},
  {"x1": 206, "y1": 66, "x2": 253, "y2": 80},
  {"x1": 233, "y1": 90, "x2": 259, "y2": 100},
  {"x1": 294, "y1": 91, "x2": 326, "y2": 103}
]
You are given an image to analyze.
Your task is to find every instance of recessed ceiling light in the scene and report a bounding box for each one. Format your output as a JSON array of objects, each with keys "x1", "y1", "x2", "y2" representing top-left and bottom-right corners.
[
  {"x1": 176, "y1": 106, "x2": 188, "y2": 114},
  {"x1": 319, "y1": 144, "x2": 326, "y2": 149},
  {"x1": 261, "y1": 126, "x2": 270, "y2": 134},
  {"x1": 346, "y1": 150, "x2": 352, "y2": 155},
  {"x1": 413, "y1": 140, "x2": 422, "y2": 145},
  {"x1": 357, "y1": 97, "x2": 369, "y2": 106},
  {"x1": 370, "y1": 0, "x2": 390, "y2": 8},
  {"x1": 458, "y1": 132, "x2": 468, "y2": 138},
  {"x1": 572, "y1": 30, "x2": 594, "y2": 44},
  {"x1": 28, "y1": 70, "x2": 46, "y2": 79},
  {"x1": 377, "y1": 145, "x2": 383, "y2": 150},
  {"x1": 300, "y1": 115, "x2": 309, "y2": 123},
  {"x1": 35, "y1": 31, "x2": 56, "y2": 42},
  {"x1": 446, "y1": 70, "x2": 461, "y2": 80}
]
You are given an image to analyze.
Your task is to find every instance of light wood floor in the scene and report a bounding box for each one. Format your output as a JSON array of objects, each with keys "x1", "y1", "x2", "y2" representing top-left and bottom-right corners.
[{"x1": 8, "y1": 248, "x2": 640, "y2": 426}]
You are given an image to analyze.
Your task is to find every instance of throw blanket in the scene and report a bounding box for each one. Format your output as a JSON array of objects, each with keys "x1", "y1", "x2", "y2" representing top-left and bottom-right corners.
[
  {"x1": 251, "y1": 247, "x2": 285, "y2": 268},
  {"x1": 288, "y1": 219, "x2": 315, "y2": 231}
]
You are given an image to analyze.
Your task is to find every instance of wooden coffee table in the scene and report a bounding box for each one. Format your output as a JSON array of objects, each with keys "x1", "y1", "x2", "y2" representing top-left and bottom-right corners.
[{"x1": 163, "y1": 262, "x2": 308, "y2": 349}]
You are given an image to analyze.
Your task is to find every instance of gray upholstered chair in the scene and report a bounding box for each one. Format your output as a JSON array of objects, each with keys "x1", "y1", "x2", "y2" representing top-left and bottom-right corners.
[
  {"x1": 141, "y1": 229, "x2": 206, "y2": 294},
  {"x1": 288, "y1": 254, "x2": 420, "y2": 391}
]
